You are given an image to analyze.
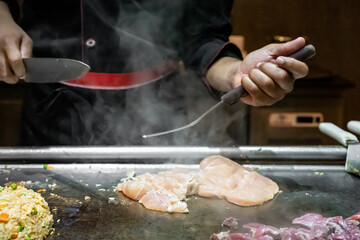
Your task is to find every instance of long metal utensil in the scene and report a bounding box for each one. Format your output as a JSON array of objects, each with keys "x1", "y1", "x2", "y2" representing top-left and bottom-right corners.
[{"x1": 143, "y1": 44, "x2": 316, "y2": 138}]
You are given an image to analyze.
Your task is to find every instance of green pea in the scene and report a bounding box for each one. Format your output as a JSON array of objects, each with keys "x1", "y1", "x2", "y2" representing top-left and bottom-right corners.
[
  {"x1": 32, "y1": 208, "x2": 38, "y2": 215},
  {"x1": 11, "y1": 183, "x2": 17, "y2": 190}
]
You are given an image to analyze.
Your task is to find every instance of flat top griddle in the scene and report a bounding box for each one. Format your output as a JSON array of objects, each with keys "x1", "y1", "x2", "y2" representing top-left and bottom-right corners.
[{"x1": 1, "y1": 163, "x2": 359, "y2": 240}]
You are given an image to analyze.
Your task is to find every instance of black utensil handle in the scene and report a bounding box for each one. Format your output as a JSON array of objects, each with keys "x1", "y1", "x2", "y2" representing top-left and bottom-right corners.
[{"x1": 221, "y1": 44, "x2": 316, "y2": 105}]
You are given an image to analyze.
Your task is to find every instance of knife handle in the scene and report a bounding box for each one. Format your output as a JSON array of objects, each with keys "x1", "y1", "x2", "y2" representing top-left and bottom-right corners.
[
  {"x1": 319, "y1": 122, "x2": 359, "y2": 146},
  {"x1": 347, "y1": 121, "x2": 360, "y2": 135},
  {"x1": 221, "y1": 44, "x2": 316, "y2": 105}
]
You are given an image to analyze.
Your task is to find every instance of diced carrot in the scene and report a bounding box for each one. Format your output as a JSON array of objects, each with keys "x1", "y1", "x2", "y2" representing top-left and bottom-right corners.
[
  {"x1": 37, "y1": 189, "x2": 46, "y2": 193},
  {"x1": 0, "y1": 204, "x2": 7, "y2": 209},
  {"x1": 0, "y1": 212, "x2": 9, "y2": 221},
  {"x1": 47, "y1": 166, "x2": 54, "y2": 170},
  {"x1": 10, "y1": 234, "x2": 18, "y2": 239}
]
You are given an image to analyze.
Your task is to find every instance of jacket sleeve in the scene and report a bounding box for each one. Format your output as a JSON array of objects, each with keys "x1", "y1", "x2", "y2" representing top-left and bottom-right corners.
[
  {"x1": 181, "y1": 0, "x2": 242, "y2": 96},
  {"x1": 0, "y1": 0, "x2": 20, "y2": 21}
]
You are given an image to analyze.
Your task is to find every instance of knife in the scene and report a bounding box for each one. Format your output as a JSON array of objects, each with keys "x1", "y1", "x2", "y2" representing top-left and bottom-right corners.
[
  {"x1": 319, "y1": 122, "x2": 360, "y2": 176},
  {"x1": 23, "y1": 58, "x2": 90, "y2": 83},
  {"x1": 143, "y1": 44, "x2": 316, "y2": 138}
]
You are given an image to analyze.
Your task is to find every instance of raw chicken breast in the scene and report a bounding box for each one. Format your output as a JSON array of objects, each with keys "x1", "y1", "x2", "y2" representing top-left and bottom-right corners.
[
  {"x1": 139, "y1": 190, "x2": 188, "y2": 213},
  {"x1": 198, "y1": 156, "x2": 279, "y2": 206},
  {"x1": 117, "y1": 156, "x2": 279, "y2": 213},
  {"x1": 117, "y1": 168, "x2": 199, "y2": 213}
]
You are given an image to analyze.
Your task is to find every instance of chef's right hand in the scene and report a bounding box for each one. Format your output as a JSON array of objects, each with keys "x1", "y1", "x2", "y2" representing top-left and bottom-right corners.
[{"x1": 0, "y1": 1, "x2": 33, "y2": 84}]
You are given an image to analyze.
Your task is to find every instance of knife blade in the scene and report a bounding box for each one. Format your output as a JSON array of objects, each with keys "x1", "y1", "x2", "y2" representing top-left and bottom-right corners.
[
  {"x1": 319, "y1": 122, "x2": 360, "y2": 176},
  {"x1": 143, "y1": 44, "x2": 316, "y2": 139},
  {"x1": 23, "y1": 58, "x2": 90, "y2": 83}
]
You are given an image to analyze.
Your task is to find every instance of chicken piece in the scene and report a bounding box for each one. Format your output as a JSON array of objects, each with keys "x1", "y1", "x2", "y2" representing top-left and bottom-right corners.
[
  {"x1": 119, "y1": 173, "x2": 156, "y2": 201},
  {"x1": 118, "y1": 156, "x2": 279, "y2": 213},
  {"x1": 117, "y1": 168, "x2": 199, "y2": 213},
  {"x1": 139, "y1": 190, "x2": 189, "y2": 213},
  {"x1": 198, "y1": 156, "x2": 279, "y2": 206}
]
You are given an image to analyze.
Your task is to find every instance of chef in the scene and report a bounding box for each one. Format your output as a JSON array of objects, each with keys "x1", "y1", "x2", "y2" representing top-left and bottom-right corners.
[{"x1": 0, "y1": 0, "x2": 309, "y2": 146}]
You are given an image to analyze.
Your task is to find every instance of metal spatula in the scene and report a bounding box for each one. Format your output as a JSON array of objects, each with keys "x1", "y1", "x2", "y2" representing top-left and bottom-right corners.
[{"x1": 143, "y1": 44, "x2": 316, "y2": 139}]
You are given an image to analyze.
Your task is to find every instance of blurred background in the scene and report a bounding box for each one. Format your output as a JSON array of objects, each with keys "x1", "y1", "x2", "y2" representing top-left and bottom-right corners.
[
  {"x1": 0, "y1": 0, "x2": 359, "y2": 146},
  {"x1": 230, "y1": 0, "x2": 360, "y2": 145}
]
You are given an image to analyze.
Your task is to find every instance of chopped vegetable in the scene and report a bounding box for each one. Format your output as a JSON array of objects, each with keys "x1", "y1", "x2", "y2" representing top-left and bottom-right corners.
[
  {"x1": 0, "y1": 203, "x2": 7, "y2": 209},
  {"x1": 19, "y1": 224, "x2": 24, "y2": 232},
  {"x1": 32, "y1": 208, "x2": 38, "y2": 215},
  {"x1": 10, "y1": 234, "x2": 18, "y2": 239},
  {"x1": 0, "y1": 212, "x2": 9, "y2": 221},
  {"x1": 37, "y1": 189, "x2": 45, "y2": 193},
  {"x1": 26, "y1": 236, "x2": 31, "y2": 240},
  {"x1": 43, "y1": 164, "x2": 54, "y2": 170},
  {"x1": 21, "y1": 193, "x2": 26, "y2": 196},
  {"x1": 11, "y1": 183, "x2": 17, "y2": 190}
]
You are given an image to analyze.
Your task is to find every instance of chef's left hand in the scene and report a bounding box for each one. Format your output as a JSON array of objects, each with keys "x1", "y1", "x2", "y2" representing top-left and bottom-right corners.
[{"x1": 206, "y1": 37, "x2": 309, "y2": 107}]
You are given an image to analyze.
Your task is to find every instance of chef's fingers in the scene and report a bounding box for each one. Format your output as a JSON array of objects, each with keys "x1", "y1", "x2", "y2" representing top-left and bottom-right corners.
[
  {"x1": 276, "y1": 56, "x2": 309, "y2": 79},
  {"x1": 0, "y1": 51, "x2": 18, "y2": 84},
  {"x1": 248, "y1": 67, "x2": 286, "y2": 100},
  {"x1": 268, "y1": 37, "x2": 306, "y2": 57},
  {"x1": 240, "y1": 75, "x2": 280, "y2": 107},
  {"x1": 257, "y1": 62, "x2": 295, "y2": 93},
  {"x1": 4, "y1": 39, "x2": 26, "y2": 79},
  {"x1": 20, "y1": 34, "x2": 33, "y2": 58}
]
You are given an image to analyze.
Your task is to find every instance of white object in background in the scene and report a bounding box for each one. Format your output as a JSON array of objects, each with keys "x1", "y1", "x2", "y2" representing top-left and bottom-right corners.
[
  {"x1": 269, "y1": 112, "x2": 323, "y2": 128},
  {"x1": 319, "y1": 122, "x2": 359, "y2": 146},
  {"x1": 347, "y1": 121, "x2": 360, "y2": 135}
]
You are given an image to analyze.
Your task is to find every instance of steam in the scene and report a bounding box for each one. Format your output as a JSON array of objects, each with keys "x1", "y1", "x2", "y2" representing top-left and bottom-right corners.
[
  {"x1": 82, "y1": 1, "x2": 248, "y2": 147},
  {"x1": 87, "y1": 70, "x2": 248, "y2": 147},
  {"x1": 23, "y1": 1, "x2": 248, "y2": 147}
]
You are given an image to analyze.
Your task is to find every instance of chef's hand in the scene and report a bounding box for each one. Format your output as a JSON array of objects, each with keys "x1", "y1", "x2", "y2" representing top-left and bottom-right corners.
[
  {"x1": 206, "y1": 37, "x2": 309, "y2": 106},
  {"x1": 0, "y1": 1, "x2": 33, "y2": 84}
]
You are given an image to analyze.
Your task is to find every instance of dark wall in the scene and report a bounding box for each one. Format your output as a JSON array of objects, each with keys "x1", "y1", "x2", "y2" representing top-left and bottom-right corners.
[{"x1": 231, "y1": 0, "x2": 360, "y2": 126}]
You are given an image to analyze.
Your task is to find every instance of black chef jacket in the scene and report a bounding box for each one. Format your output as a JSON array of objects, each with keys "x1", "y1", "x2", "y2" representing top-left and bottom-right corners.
[{"x1": 3, "y1": 0, "x2": 242, "y2": 146}]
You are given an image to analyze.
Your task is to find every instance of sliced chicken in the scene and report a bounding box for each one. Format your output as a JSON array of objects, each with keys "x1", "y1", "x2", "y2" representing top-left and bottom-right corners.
[
  {"x1": 139, "y1": 190, "x2": 189, "y2": 213},
  {"x1": 117, "y1": 156, "x2": 279, "y2": 213},
  {"x1": 117, "y1": 168, "x2": 199, "y2": 213},
  {"x1": 198, "y1": 156, "x2": 279, "y2": 206}
]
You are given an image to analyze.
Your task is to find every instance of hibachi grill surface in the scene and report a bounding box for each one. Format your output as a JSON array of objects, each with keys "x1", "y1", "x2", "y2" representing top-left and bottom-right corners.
[{"x1": 0, "y1": 164, "x2": 359, "y2": 239}]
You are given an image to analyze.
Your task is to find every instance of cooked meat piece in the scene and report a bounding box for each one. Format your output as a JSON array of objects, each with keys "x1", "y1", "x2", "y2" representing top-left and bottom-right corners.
[
  {"x1": 210, "y1": 231, "x2": 232, "y2": 240},
  {"x1": 347, "y1": 211, "x2": 360, "y2": 222},
  {"x1": 212, "y1": 211, "x2": 360, "y2": 240},
  {"x1": 210, "y1": 231, "x2": 251, "y2": 240},
  {"x1": 222, "y1": 217, "x2": 239, "y2": 229}
]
